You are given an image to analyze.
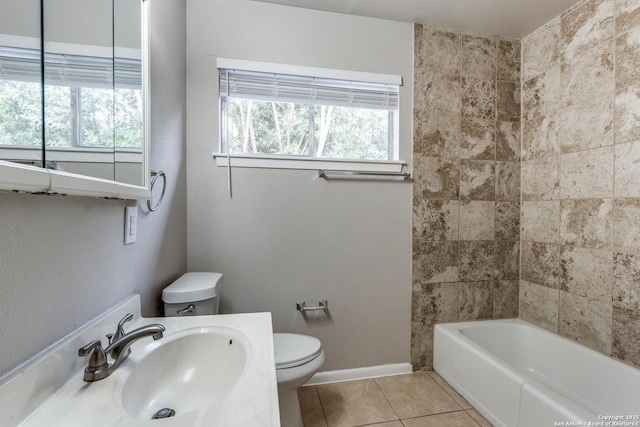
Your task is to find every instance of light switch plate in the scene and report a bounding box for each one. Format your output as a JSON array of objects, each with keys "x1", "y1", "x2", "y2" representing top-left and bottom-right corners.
[{"x1": 124, "y1": 206, "x2": 137, "y2": 245}]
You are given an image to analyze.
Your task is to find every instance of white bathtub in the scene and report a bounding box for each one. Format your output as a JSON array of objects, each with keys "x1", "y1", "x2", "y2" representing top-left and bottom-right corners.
[{"x1": 434, "y1": 319, "x2": 640, "y2": 427}]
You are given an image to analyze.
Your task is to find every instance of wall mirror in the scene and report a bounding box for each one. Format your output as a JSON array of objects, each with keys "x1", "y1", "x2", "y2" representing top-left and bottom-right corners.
[{"x1": 0, "y1": 0, "x2": 149, "y2": 199}]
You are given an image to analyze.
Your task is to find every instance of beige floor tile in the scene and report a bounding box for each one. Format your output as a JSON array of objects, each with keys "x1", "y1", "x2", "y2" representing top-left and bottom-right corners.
[
  {"x1": 426, "y1": 370, "x2": 473, "y2": 409},
  {"x1": 375, "y1": 372, "x2": 463, "y2": 418},
  {"x1": 316, "y1": 379, "x2": 399, "y2": 427},
  {"x1": 298, "y1": 386, "x2": 328, "y2": 427},
  {"x1": 402, "y1": 411, "x2": 481, "y2": 427},
  {"x1": 466, "y1": 409, "x2": 493, "y2": 427},
  {"x1": 366, "y1": 422, "x2": 404, "y2": 427}
]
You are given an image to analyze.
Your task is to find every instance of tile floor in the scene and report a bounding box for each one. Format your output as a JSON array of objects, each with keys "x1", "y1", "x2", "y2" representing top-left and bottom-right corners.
[{"x1": 298, "y1": 371, "x2": 492, "y2": 427}]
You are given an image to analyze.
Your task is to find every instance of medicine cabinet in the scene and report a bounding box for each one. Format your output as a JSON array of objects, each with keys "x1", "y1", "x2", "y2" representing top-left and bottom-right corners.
[{"x1": 0, "y1": 0, "x2": 149, "y2": 198}]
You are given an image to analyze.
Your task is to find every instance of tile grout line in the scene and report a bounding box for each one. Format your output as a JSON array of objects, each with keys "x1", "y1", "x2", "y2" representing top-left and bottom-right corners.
[
  {"x1": 397, "y1": 408, "x2": 486, "y2": 425},
  {"x1": 372, "y1": 377, "x2": 402, "y2": 425},
  {"x1": 464, "y1": 408, "x2": 490, "y2": 427},
  {"x1": 425, "y1": 371, "x2": 493, "y2": 426},
  {"x1": 311, "y1": 385, "x2": 331, "y2": 427},
  {"x1": 426, "y1": 373, "x2": 468, "y2": 409}
]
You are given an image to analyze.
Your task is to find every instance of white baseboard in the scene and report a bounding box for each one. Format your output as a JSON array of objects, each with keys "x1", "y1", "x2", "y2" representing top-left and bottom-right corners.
[{"x1": 304, "y1": 363, "x2": 413, "y2": 386}]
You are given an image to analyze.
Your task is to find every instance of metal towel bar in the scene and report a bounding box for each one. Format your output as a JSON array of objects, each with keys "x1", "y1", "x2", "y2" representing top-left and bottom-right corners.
[{"x1": 318, "y1": 170, "x2": 411, "y2": 181}]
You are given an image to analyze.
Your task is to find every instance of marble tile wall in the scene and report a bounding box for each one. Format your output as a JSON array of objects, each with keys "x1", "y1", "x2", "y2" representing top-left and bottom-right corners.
[
  {"x1": 520, "y1": 0, "x2": 640, "y2": 368},
  {"x1": 412, "y1": 25, "x2": 521, "y2": 370}
]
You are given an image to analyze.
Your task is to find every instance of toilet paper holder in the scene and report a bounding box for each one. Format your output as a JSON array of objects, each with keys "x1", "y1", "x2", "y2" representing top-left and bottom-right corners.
[{"x1": 296, "y1": 300, "x2": 328, "y2": 312}]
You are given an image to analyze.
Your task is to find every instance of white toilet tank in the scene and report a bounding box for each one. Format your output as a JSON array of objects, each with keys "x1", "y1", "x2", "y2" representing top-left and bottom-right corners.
[{"x1": 162, "y1": 272, "x2": 223, "y2": 317}]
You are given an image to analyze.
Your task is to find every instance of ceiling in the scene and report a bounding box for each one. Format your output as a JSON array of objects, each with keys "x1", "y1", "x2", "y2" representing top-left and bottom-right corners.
[{"x1": 249, "y1": 0, "x2": 580, "y2": 39}]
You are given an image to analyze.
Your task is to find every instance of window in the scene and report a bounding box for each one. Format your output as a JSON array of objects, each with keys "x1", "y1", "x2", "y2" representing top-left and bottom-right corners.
[{"x1": 218, "y1": 60, "x2": 400, "y2": 163}]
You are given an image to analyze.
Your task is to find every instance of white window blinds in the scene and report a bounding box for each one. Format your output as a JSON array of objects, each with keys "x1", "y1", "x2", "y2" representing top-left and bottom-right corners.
[
  {"x1": 0, "y1": 45, "x2": 141, "y2": 89},
  {"x1": 0, "y1": 46, "x2": 40, "y2": 83},
  {"x1": 45, "y1": 54, "x2": 141, "y2": 89},
  {"x1": 219, "y1": 68, "x2": 399, "y2": 111}
]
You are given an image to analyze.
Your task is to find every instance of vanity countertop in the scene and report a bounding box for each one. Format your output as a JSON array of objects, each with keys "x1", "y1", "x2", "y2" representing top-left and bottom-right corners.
[{"x1": 0, "y1": 295, "x2": 280, "y2": 427}]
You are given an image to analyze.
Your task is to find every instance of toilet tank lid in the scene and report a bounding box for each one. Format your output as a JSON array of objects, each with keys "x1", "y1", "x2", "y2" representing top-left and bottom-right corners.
[{"x1": 162, "y1": 272, "x2": 223, "y2": 303}]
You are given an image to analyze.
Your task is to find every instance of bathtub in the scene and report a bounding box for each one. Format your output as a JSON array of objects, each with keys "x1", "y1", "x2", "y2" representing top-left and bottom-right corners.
[{"x1": 434, "y1": 319, "x2": 640, "y2": 427}]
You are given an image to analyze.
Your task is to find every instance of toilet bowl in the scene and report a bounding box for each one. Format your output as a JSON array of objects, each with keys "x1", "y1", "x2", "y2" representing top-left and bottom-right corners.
[
  {"x1": 274, "y1": 333, "x2": 325, "y2": 427},
  {"x1": 162, "y1": 273, "x2": 325, "y2": 427}
]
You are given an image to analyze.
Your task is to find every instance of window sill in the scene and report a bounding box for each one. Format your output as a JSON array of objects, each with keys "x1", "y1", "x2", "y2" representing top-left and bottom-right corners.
[{"x1": 212, "y1": 153, "x2": 406, "y2": 173}]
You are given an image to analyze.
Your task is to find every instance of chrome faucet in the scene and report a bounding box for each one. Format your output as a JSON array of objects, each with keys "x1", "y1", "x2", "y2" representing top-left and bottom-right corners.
[{"x1": 78, "y1": 313, "x2": 165, "y2": 382}]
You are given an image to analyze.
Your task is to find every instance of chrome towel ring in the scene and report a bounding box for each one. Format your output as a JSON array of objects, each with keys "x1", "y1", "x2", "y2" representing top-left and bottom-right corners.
[{"x1": 147, "y1": 170, "x2": 166, "y2": 212}]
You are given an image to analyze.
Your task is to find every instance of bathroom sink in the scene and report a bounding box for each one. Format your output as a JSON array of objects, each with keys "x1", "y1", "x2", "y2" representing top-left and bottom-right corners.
[
  {"x1": 119, "y1": 326, "x2": 248, "y2": 419},
  {"x1": 0, "y1": 295, "x2": 280, "y2": 427}
]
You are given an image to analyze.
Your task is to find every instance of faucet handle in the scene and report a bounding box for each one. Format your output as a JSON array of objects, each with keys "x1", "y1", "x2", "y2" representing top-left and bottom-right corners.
[
  {"x1": 78, "y1": 340, "x2": 108, "y2": 370},
  {"x1": 110, "y1": 313, "x2": 134, "y2": 344}
]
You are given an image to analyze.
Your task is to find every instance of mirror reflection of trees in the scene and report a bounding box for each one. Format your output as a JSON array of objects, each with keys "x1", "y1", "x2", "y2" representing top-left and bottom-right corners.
[
  {"x1": 114, "y1": 88, "x2": 143, "y2": 148},
  {"x1": 0, "y1": 80, "x2": 41, "y2": 146},
  {"x1": 0, "y1": 81, "x2": 142, "y2": 148}
]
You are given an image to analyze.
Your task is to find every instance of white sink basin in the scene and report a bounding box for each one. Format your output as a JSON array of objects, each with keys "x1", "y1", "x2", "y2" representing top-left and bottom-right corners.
[
  {"x1": 120, "y1": 327, "x2": 248, "y2": 419},
  {"x1": 0, "y1": 295, "x2": 280, "y2": 427}
]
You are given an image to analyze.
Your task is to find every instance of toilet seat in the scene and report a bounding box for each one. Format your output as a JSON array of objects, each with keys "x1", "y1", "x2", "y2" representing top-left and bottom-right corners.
[{"x1": 274, "y1": 333, "x2": 322, "y2": 369}]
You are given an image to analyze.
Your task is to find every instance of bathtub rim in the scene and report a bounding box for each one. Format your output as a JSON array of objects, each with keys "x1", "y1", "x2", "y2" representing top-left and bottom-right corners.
[{"x1": 434, "y1": 317, "x2": 640, "y2": 375}]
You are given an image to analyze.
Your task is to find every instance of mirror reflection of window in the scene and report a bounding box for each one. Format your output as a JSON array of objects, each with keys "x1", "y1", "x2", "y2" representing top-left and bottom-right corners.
[
  {"x1": 43, "y1": 0, "x2": 115, "y2": 179},
  {"x1": 114, "y1": 0, "x2": 144, "y2": 186},
  {"x1": 0, "y1": 0, "x2": 43, "y2": 165},
  {"x1": 43, "y1": 57, "x2": 115, "y2": 149}
]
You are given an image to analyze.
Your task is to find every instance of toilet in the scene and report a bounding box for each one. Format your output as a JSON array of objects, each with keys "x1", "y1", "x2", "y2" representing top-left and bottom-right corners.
[
  {"x1": 273, "y1": 333, "x2": 325, "y2": 427},
  {"x1": 162, "y1": 272, "x2": 325, "y2": 427}
]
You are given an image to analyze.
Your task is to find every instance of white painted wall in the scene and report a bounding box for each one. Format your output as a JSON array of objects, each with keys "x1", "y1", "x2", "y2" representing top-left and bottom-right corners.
[
  {"x1": 0, "y1": 0, "x2": 187, "y2": 378},
  {"x1": 186, "y1": 0, "x2": 413, "y2": 371},
  {"x1": 2, "y1": 0, "x2": 140, "y2": 50},
  {"x1": 1, "y1": 0, "x2": 40, "y2": 39},
  {"x1": 45, "y1": 0, "x2": 113, "y2": 47}
]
